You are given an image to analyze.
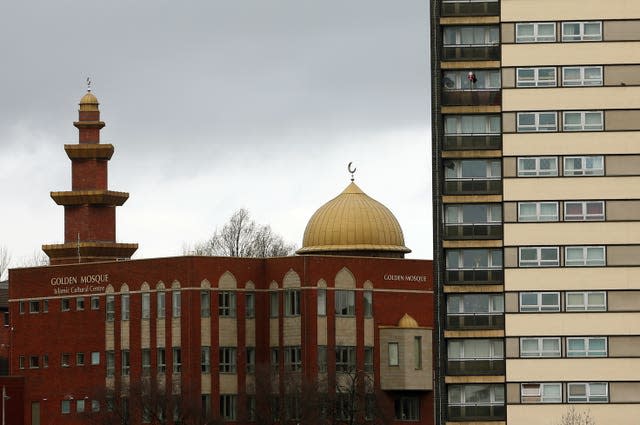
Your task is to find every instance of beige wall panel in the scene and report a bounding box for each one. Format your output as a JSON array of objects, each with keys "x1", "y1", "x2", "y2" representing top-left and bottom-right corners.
[
  {"x1": 156, "y1": 319, "x2": 165, "y2": 347},
  {"x1": 365, "y1": 318, "x2": 374, "y2": 346},
  {"x1": 201, "y1": 318, "x2": 211, "y2": 346},
  {"x1": 609, "y1": 292, "x2": 640, "y2": 312},
  {"x1": 501, "y1": 23, "x2": 514, "y2": 43},
  {"x1": 608, "y1": 246, "x2": 640, "y2": 266},
  {"x1": 245, "y1": 319, "x2": 255, "y2": 345},
  {"x1": 507, "y1": 404, "x2": 638, "y2": 425},
  {"x1": 506, "y1": 337, "x2": 519, "y2": 358},
  {"x1": 335, "y1": 268, "x2": 356, "y2": 289},
  {"x1": 503, "y1": 132, "x2": 640, "y2": 156},
  {"x1": 504, "y1": 247, "x2": 518, "y2": 268},
  {"x1": 503, "y1": 87, "x2": 640, "y2": 111},
  {"x1": 606, "y1": 111, "x2": 640, "y2": 131},
  {"x1": 317, "y1": 317, "x2": 327, "y2": 345},
  {"x1": 504, "y1": 203, "x2": 517, "y2": 223},
  {"x1": 608, "y1": 201, "x2": 640, "y2": 221},
  {"x1": 506, "y1": 313, "x2": 640, "y2": 336},
  {"x1": 605, "y1": 21, "x2": 640, "y2": 41},
  {"x1": 501, "y1": 0, "x2": 640, "y2": 21},
  {"x1": 507, "y1": 358, "x2": 640, "y2": 381},
  {"x1": 269, "y1": 318, "x2": 279, "y2": 346},
  {"x1": 609, "y1": 336, "x2": 640, "y2": 357},
  {"x1": 503, "y1": 157, "x2": 517, "y2": 177},
  {"x1": 505, "y1": 293, "x2": 518, "y2": 313},
  {"x1": 502, "y1": 68, "x2": 515, "y2": 88},
  {"x1": 607, "y1": 155, "x2": 640, "y2": 176},
  {"x1": 505, "y1": 267, "x2": 640, "y2": 291},
  {"x1": 506, "y1": 383, "x2": 520, "y2": 404},
  {"x1": 105, "y1": 322, "x2": 115, "y2": 351},
  {"x1": 282, "y1": 270, "x2": 301, "y2": 288},
  {"x1": 171, "y1": 318, "x2": 180, "y2": 346},
  {"x1": 610, "y1": 382, "x2": 640, "y2": 403},
  {"x1": 282, "y1": 317, "x2": 301, "y2": 346},
  {"x1": 504, "y1": 177, "x2": 640, "y2": 201},
  {"x1": 502, "y1": 43, "x2": 640, "y2": 67},
  {"x1": 502, "y1": 113, "x2": 516, "y2": 133},
  {"x1": 218, "y1": 318, "x2": 237, "y2": 346},
  {"x1": 504, "y1": 222, "x2": 640, "y2": 245},
  {"x1": 335, "y1": 317, "x2": 357, "y2": 346},
  {"x1": 201, "y1": 375, "x2": 211, "y2": 394},
  {"x1": 141, "y1": 320, "x2": 150, "y2": 348},
  {"x1": 219, "y1": 374, "x2": 238, "y2": 394},
  {"x1": 121, "y1": 321, "x2": 130, "y2": 349},
  {"x1": 605, "y1": 65, "x2": 640, "y2": 86}
]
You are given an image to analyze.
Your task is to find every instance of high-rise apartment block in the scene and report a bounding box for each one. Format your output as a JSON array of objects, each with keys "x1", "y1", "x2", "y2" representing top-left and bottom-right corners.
[{"x1": 431, "y1": 1, "x2": 640, "y2": 424}]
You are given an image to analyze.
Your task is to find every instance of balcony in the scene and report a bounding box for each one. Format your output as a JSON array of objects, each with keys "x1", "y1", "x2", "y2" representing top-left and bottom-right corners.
[
  {"x1": 442, "y1": 45, "x2": 500, "y2": 61},
  {"x1": 447, "y1": 359, "x2": 505, "y2": 375},
  {"x1": 446, "y1": 269, "x2": 503, "y2": 284},
  {"x1": 442, "y1": 90, "x2": 501, "y2": 107},
  {"x1": 443, "y1": 134, "x2": 501, "y2": 151},
  {"x1": 448, "y1": 404, "x2": 505, "y2": 421},
  {"x1": 444, "y1": 223, "x2": 503, "y2": 240},
  {"x1": 441, "y1": 0, "x2": 499, "y2": 17},
  {"x1": 444, "y1": 178, "x2": 502, "y2": 195},
  {"x1": 446, "y1": 313, "x2": 504, "y2": 330}
]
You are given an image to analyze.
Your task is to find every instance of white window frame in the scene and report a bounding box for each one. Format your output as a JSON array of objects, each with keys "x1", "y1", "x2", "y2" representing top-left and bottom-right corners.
[
  {"x1": 388, "y1": 342, "x2": 400, "y2": 366},
  {"x1": 565, "y1": 246, "x2": 606, "y2": 267},
  {"x1": 121, "y1": 294, "x2": 130, "y2": 321},
  {"x1": 284, "y1": 289, "x2": 301, "y2": 316},
  {"x1": 218, "y1": 291, "x2": 236, "y2": 317},
  {"x1": 518, "y1": 202, "x2": 559, "y2": 222},
  {"x1": 219, "y1": 347, "x2": 237, "y2": 373},
  {"x1": 520, "y1": 337, "x2": 561, "y2": 357},
  {"x1": 446, "y1": 248, "x2": 503, "y2": 270},
  {"x1": 567, "y1": 337, "x2": 607, "y2": 357},
  {"x1": 519, "y1": 247, "x2": 560, "y2": 267},
  {"x1": 448, "y1": 384, "x2": 505, "y2": 407},
  {"x1": 562, "y1": 21, "x2": 602, "y2": 42},
  {"x1": 443, "y1": 69, "x2": 502, "y2": 90},
  {"x1": 562, "y1": 111, "x2": 603, "y2": 131},
  {"x1": 517, "y1": 157, "x2": 558, "y2": 177},
  {"x1": 567, "y1": 382, "x2": 608, "y2": 403},
  {"x1": 563, "y1": 156, "x2": 604, "y2": 176},
  {"x1": 516, "y1": 22, "x2": 556, "y2": 43},
  {"x1": 517, "y1": 112, "x2": 558, "y2": 132},
  {"x1": 443, "y1": 25, "x2": 500, "y2": 47},
  {"x1": 447, "y1": 339, "x2": 504, "y2": 361},
  {"x1": 564, "y1": 201, "x2": 605, "y2": 221},
  {"x1": 444, "y1": 114, "x2": 501, "y2": 136},
  {"x1": 562, "y1": 66, "x2": 603, "y2": 86},
  {"x1": 566, "y1": 291, "x2": 606, "y2": 311},
  {"x1": 519, "y1": 292, "x2": 560, "y2": 312},
  {"x1": 516, "y1": 67, "x2": 557, "y2": 87},
  {"x1": 521, "y1": 383, "x2": 562, "y2": 403},
  {"x1": 335, "y1": 290, "x2": 355, "y2": 316}
]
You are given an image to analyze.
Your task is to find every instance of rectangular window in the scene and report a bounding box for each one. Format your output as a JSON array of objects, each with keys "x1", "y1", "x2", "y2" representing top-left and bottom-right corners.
[
  {"x1": 247, "y1": 395, "x2": 256, "y2": 422},
  {"x1": 335, "y1": 346, "x2": 356, "y2": 372},
  {"x1": 43, "y1": 354, "x2": 49, "y2": 368},
  {"x1": 76, "y1": 297, "x2": 85, "y2": 311},
  {"x1": 519, "y1": 247, "x2": 559, "y2": 267},
  {"x1": 200, "y1": 291, "x2": 210, "y2": 318},
  {"x1": 521, "y1": 383, "x2": 562, "y2": 403},
  {"x1": 121, "y1": 294, "x2": 130, "y2": 321},
  {"x1": 317, "y1": 288, "x2": 327, "y2": 316},
  {"x1": 447, "y1": 294, "x2": 504, "y2": 315},
  {"x1": 29, "y1": 301, "x2": 40, "y2": 314},
  {"x1": 519, "y1": 292, "x2": 560, "y2": 312},
  {"x1": 517, "y1": 112, "x2": 557, "y2": 132},
  {"x1": 271, "y1": 348, "x2": 279, "y2": 371},
  {"x1": 562, "y1": 66, "x2": 603, "y2": 86},
  {"x1": 388, "y1": 342, "x2": 399, "y2": 366},
  {"x1": 562, "y1": 21, "x2": 602, "y2": 42},
  {"x1": 76, "y1": 352, "x2": 85, "y2": 366},
  {"x1": 142, "y1": 349, "x2": 151, "y2": 376},
  {"x1": 91, "y1": 296, "x2": 100, "y2": 310},
  {"x1": 246, "y1": 347, "x2": 255, "y2": 373},
  {"x1": 91, "y1": 351, "x2": 100, "y2": 365},
  {"x1": 516, "y1": 22, "x2": 556, "y2": 43},
  {"x1": 246, "y1": 292, "x2": 255, "y2": 318},
  {"x1": 29, "y1": 355, "x2": 39, "y2": 369},
  {"x1": 218, "y1": 291, "x2": 236, "y2": 317},
  {"x1": 106, "y1": 295, "x2": 115, "y2": 322},
  {"x1": 122, "y1": 350, "x2": 130, "y2": 376},
  {"x1": 43, "y1": 300, "x2": 48, "y2": 313},
  {"x1": 157, "y1": 348, "x2": 166, "y2": 373},
  {"x1": 443, "y1": 69, "x2": 501, "y2": 90},
  {"x1": 61, "y1": 298, "x2": 71, "y2": 311},
  {"x1": 157, "y1": 291, "x2": 166, "y2": 317},
  {"x1": 518, "y1": 202, "x2": 559, "y2": 222},
  {"x1": 19, "y1": 356, "x2": 24, "y2": 369},
  {"x1": 563, "y1": 111, "x2": 603, "y2": 131},
  {"x1": 335, "y1": 290, "x2": 355, "y2": 316},
  {"x1": 448, "y1": 339, "x2": 504, "y2": 361},
  {"x1": 92, "y1": 400, "x2": 100, "y2": 412},
  {"x1": 172, "y1": 347, "x2": 181, "y2": 373},
  {"x1": 363, "y1": 290, "x2": 373, "y2": 318},
  {"x1": 285, "y1": 395, "x2": 302, "y2": 421},
  {"x1": 61, "y1": 400, "x2": 71, "y2": 414},
  {"x1": 284, "y1": 289, "x2": 301, "y2": 316},
  {"x1": 364, "y1": 346, "x2": 374, "y2": 372},
  {"x1": 141, "y1": 293, "x2": 150, "y2": 319},
  {"x1": 220, "y1": 395, "x2": 237, "y2": 421},
  {"x1": 444, "y1": 114, "x2": 501, "y2": 136},
  {"x1": 566, "y1": 292, "x2": 606, "y2": 311},
  {"x1": 564, "y1": 201, "x2": 605, "y2": 221},
  {"x1": 394, "y1": 396, "x2": 420, "y2": 421},
  {"x1": 172, "y1": 291, "x2": 181, "y2": 318},
  {"x1": 270, "y1": 291, "x2": 279, "y2": 317},
  {"x1": 201, "y1": 346, "x2": 211, "y2": 373},
  {"x1": 76, "y1": 399, "x2": 85, "y2": 413},
  {"x1": 284, "y1": 346, "x2": 302, "y2": 371},
  {"x1": 445, "y1": 159, "x2": 501, "y2": 180},
  {"x1": 414, "y1": 336, "x2": 422, "y2": 370},
  {"x1": 318, "y1": 346, "x2": 328, "y2": 373},
  {"x1": 517, "y1": 157, "x2": 558, "y2": 176},
  {"x1": 565, "y1": 246, "x2": 606, "y2": 267},
  {"x1": 567, "y1": 337, "x2": 607, "y2": 357},
  {"x1": 19, "y1": 302, "x2": 25, "y2": 314},
  {"x1": 446, "y1": 248, "x2": 503, "y2": 270},
  {"x1": 61, "y1": 353, "x2": 71, "y2": 367},
  {"x1": 568, "y1": 382, "x2": 608, "y2": 403},
  {"x1": 443, "y1": 25, "x2": 499, "y2": 46},
  {"x1": 219, "y1": 347, "x2": 237, "y2": 373},
  {"x1": 563, "y1": 156, "x2": 604, "y2": 176},
  {"x1": 516, "y1": 67, "x2": 556, "y2": 87},
  {"x1": 520, "y1": 337, "x2": 561, "y2": 357},
  {"x1": 448, "y1": 384, "x2": 505, "y2": 410},
  {"x1": 106, "y1": 351, "x2": 115, "y2": 377}
]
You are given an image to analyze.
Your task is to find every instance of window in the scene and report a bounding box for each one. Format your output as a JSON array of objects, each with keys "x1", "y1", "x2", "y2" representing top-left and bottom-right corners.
[
  {"x1": 172, "y1": 347, "x2": 181, "y2": 373},
  {"x1": 520, "y1": 337, "x2": 561, "y2": 357},
  {"x1": 443, "y1": 69, "x2": 501, "y2": 90},
  {"x1": 122, "y1": 350, "x2": 130, "y2": 376},
  {"x1": 445, "y1": 159, "x2": 501, "y2": 180},
  {"x1": 91, "y1": 351, "x2": 100, "y2": 365},
  {"x1": 448, "y1": 339, "x2": 504, "y2": 361},
  {"x1": 388, "y1": 343, "x2": 400, "y2": 366},
  {"x1": 246, "y1": 347, "x2": 256, "y2": 373},
  {"x1": 414, "y1": 336, "x2": 423, "y2": 369},
  {"x1": 564, "y1": 201, "x2": 604, "y2": 221},
  {"x1": 29, "y1": 355, "x2": 39, "y2": 369},
  {"x1": 518, "y1": 202, "x2": 559, "y2": 222},
  {"x1": 336, "y1": 346, "x2": 356, "y2": 372},
  {"x1": 19, "y1": 302, "x2": 25, "y2": 314},
  {"x1": 142, "y1": 349, "x2": 151, "y2": 376},
  {"x1": 220, "y1": 395, "x2": 237, "y2": 421},
  {"x1": 317, "y1": 288, "x2": 326, "y2": 316},
  {"x1": 157, "y1": 348, "x2": 166, "y2": 373},
  {"x1": 200, "y1": 291, "x2": 210, "y2": 318},
  {"x1": 270, "y1": 291, "x2": 279, "y2": 317},
  {"x1": 29, "y1": 301, "x2": 39, "y2": 313},
  {"x1": 363, "y1": 290, "x2": 373, "y2": 318},
  {"x1": 106, "y1": 295, "x2": 115, "y2": 322},
  {"x1": 562, "y1": 21, "x2": 602, "y2": 42},
  {"x1": 284, "y1": 346, "x2": 302, "y2": 371},
  {"x1": 447, "y1": 294, "x2": 504, "y2": 315},
  {"x1": 521, "y1": 383, "x2": 562, "y2": 403},
  {"x1": 335, "y1": 290, "x2": 355, "y2": 316},
  {"x1": 141, "y1": 292, "x2": 150, "y2": 319},
  {"x1": 246, "y1": 292, "x2": 255, "y2": 318},
  {"x1": 516, "y1": 22, "x2": 556, "y2": 43},
  {"x1": 445, "y1": 204, "x2": 502, "y2": 227},
  {"x1": 318, "y1": 346, "x2": 328, "y2": 373},
  {"x1": 157, "y1": 291, "x2": 166, "y2": 317},
  {"x1": 43, "y1": 354, "x2": 48, "y2": 368},
  {"x1": 443, "y1": 25, "x2": 499, "y2": 46},
  {"x1": 19, "y1": 356, "x2": 25, "y2": 369},
  {"x1": 364, "y1": 346, "x2": 374, "y2": 372},
  {"x1": 247, "y1": 395, "x2": 256, "y2": 421},
  {"x1": 567, "y1": 337, "x2": 607, "y2": 357},
  {"x1": 61, "y1": 400, "x2": 71, "y2": 414},
  {"x1": 285, "y1": 395, "x2": 302, "y2": 420},
  {"x1": 563, "y1": 111, "x2": 603, "y2": 131},
  {"x1": 201, "y1": 394, "x2": 211, "y2": 420},
  {"x1": 517, "y1": 112, "x2": 557, "y2": 132},
  {"x1": 446, "y1": 248, "x2": 503, "y2": 270},
  {"x1": 566, "y1": 292, "x2": 606, "y2": 311},
  {"x1": 172, "y1": 291, "x2": 181, "y2": 318},
  {"x1": 106, "y1": 351, "x2": 115, "y2": 377},
  {"x1": 43, "y1": 300, "x2": 48, "y2": 313},
  {"x1": 444, "y1": 114, "x2": 501, "y2": 136},
  {"x1": 76, "y1": 297, "x2": 85, "y2": 311},
  {"x1": 61, "y1": 298, "x2": 71, "y2": 311},
  {"x1": 565, "y1": 246, "x2": 605, "y2": 266},
  {"x1": 395, "y1": 396, "x2": 420, "y2": 421},
  {"x1": 519, "y1": 247, "x2": 559, "y2": 267},
  {"x1": 90, "y1": 296, "x2": 99, "y2": 310},
  {"x1": 121, "y1": 294, "x2": 130, "y2": 321},
  {"x1": 448, "y1": 384, "x2": 505, "y2": 411},
  {"x1": 563, "y1": 155, "x2": 604, "y2": 176},
  {"x1": 271, "y1": 348, "x2": 279, "y2": 371},
  {"x1": 562, "y1": 66, "x2": 603, "y2": 86},
  {"x1": 218, "y1": 291, "x2": 236, "y2": 317},
  {"x1": 61, "y1": 353, "x2": 71, "y2": 367},
  {"x1": 284, "y1": 289, "x2": 300, "y2": 316},
  {"x1": 77, "y1": 399, "x2": 85, "y2": 413},
  {"x1": 219, "y1": 347, "x2": 237, "y2": 373},
  {"x1": 519, "y1": 292, "x2": 560, "y2": 312},
  {"x1": 517, "y1": 67, "x2": 557, "y2": 87},
  {"x1": 91, "y1": 400, "x2": 100, "y2": 412},
  {"x1": 76, "y1": 352, "x2": 85, "y2": 366},
  {"x1": 517, "y1": 157, "x2": 558, "y2": 177},
  {"x1": 568, "y1": 383, "x2": 608, "y2": 403},
  {"x1": 201, "y1": 346, "x2": 211, "y2": 373}
]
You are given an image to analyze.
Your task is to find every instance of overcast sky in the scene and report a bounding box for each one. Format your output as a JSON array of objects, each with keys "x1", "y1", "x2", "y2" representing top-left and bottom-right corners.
[{"x1": 0, "y1": 0, "x2": 432, "y2": 273}]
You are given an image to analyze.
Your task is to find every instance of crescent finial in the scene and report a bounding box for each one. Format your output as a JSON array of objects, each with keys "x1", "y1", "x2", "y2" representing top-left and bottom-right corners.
[{"x1": 347, "y1": 162, "x2": 356, "y2": 182}]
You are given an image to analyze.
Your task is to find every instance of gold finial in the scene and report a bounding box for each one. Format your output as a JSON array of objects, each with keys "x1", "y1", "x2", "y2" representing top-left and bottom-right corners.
[
  {"x1": 86, "y1": 77, "x2": 92, "y2": 92},
  {"x1": 347, "y1": 162, "x2": 356, "y2": 182}
]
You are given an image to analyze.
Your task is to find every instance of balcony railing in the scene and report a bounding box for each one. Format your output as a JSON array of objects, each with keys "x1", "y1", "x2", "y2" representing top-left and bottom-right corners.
[
  {"x1": 442, "y1": 45, "x2": 500, "y2": 61},
  {"x1": 444, "y1": 178, "x2": 502, "y2": 195},
  {"x1": 442, "y1": 90, "x2": 501, "y2": 107},
  {"x1": 444, "y1": 223, "x2": 503, "y2": 240},
  {"x1": 443, "y1": 134, "x2": 501, "y2": 151},
  {"x1": 441, "y1": 0, "x2": 500, "y2": 17},
  {"x1": 448, "y1": 404, "x2": 506, "y2": 421},
  {"x1": 446, "y1": 313, "x2": 504, "y2": 330},
  {"x1": 447, "y1": 359, "x2": 505, "y2": 375},
  {"x1": 446, "y1": 268, "x2": 504, "y2": 284}
]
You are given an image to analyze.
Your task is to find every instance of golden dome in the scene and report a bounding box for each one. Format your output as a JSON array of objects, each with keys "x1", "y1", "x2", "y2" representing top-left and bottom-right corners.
[
  {"x1": 398, "y1": 313, "x2": 419, "y2": 328},
  {"x1": 296, "y1": 182, "x2": 410, "y2": 257},
  {"x1": 79, "y1": 91, "x2": 99, "y2": 112}
]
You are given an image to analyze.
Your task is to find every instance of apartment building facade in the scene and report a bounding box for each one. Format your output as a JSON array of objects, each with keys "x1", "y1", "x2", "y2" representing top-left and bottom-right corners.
[{"x1": 431, "y1": 1, "x2": 640, "y2": 424}]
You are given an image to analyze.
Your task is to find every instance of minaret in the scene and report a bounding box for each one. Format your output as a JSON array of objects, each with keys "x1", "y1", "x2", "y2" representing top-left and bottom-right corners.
[{"x1": 42, "y1": 89, "x2": 138, "y2": 265}]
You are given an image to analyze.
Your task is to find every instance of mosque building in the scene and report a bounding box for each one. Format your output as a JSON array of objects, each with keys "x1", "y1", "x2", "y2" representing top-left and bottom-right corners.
[{"x1": 4, "y1": 91, "x2": 434, "y2": 425}]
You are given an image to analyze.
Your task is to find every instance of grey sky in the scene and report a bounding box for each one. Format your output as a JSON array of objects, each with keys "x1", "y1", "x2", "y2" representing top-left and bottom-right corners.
[{"x1": 0, "y1": 0, "x2": 432, "y2": 270}]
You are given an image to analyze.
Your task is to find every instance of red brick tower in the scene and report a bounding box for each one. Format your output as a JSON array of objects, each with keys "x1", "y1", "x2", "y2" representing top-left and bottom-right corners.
[{"x1": 42, "y1": 90, "x2": 138, "y2": 265}]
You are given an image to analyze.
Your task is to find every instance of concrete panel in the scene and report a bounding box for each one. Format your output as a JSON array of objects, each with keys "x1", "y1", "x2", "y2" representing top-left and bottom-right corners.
[
  {"x1": 609, "y1": 292, "x2": 640, "y2": 312},
  {"x1": 105, "y1": 322, "x2": 114, "y2": 351},
  {"x1": 608, "y1": 246, "x2": 640, "y2": 266},
  {"x1": 317, "y1": 316, "x2": 327, "y2": 345},
  {"x1": 610, "y1": 382, "x2": 640, "y2": 403},
  {"x1": 607, "y1": 155, "x2": 640, "y2": 176},
  {"x1": 282, "y1": 317, "x2": 301, "y2": 346},
  {"x1": 605, "y1": 65, "x2": 640, "y2": 86},
  {"x1": 504, "y1": 247, "x2": 518, "y2": 268},
  {"x1": 335, "y1": 317, "x2": 357, "y2": 346},
  {"x1": 219, "y1": 374, "x2": 238, "y2": 394},
  {"x1": 506, "y1": 382, "x2": 520, "y2": 404},
  {"x1": 218, "y1": 318, "x2": 237, "y2": 346},
  {"x1": 606, "y1": 111, "x2": 640, "y2": 131},
  {"x1": 503, "y1": 112, "x2": 516, "y2": 133},
  {"x1": 506, "y1": 312, "x2": 640, "y2": 336},
  {"x1": 141, "y1": 320, "x2": 150, "y2": 348},
  {"x1": 505, "y1": 292, "x2": 518, "y2": 313},
  {"x1": 201, "y1": 318, "x2": 210, "y2": 347},
  {"x1": 501, "y1": 23, "x2": 515, "y2": 43},
  {"x1": 504, "y1": 222, "x2": 640, "y2": 245},
  {"x1": 365, "y1": 318, "x2": 374, "y2": 346},
  {"x1": 171, "y1": 318, "x2": 180, "y2": 346},
  {"x1": 504, "y1": 203, "x2": 517, "y2": 223},
  {"x1": 604, "y1": 21, "x2": 640, "y2": 41},
  {"x1": 507, "y1": 358, "x2": 640, "y2": 381},
  {"x1": 502, "y1": 68, "x2": 516, "y2": 88},
  {"x1": 503, "y1": 132, "x2": 640, "y2": 156},
  {"x1": 502, "y1": 42, "x2": 640, "y2": 67},
  {"x1": 269, "y1": 318, "x2": 278, "y2": 346},
  {"x1": 609, "y1": 336, "x2": 640, "y2": 357},
  {"x1": 504, "y1": 177, "x2": 640, "y2": 201},
  {"x1": 505, "y1": 268, "x2": 640, "y2": 291},
  {"x1": 502, "y1": 0, "x2": 640, "y2": 21},
  {"x1": 121, "y1": 321, "x2": 129, "y2": 349},
  {"x1": 503, "y1": 157, "x2": 517, "y2": 177},
  {"x1": 201, "y1": 374, "x2": 211, "y2": 394},
  {"x1": 503, "y1": 86, "x2": 640, "y2": 111},
  {"x1": 506, "y1": 338, "x2": 519, "y2": 358},
  {"x1": 245, "y1": 319, "x2": 255, "y2": 345}
]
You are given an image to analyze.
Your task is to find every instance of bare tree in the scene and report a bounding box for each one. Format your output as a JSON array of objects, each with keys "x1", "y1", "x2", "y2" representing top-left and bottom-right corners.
[
  {"x1": 18, "y1": 250, "x2": 49, "y2": 267},
  {"x1": 185, "y1": 208, "x2": 296, "y2": 258},
  {"x1": 557, "y1": 407, "x2": 596, "y2": 425},
  {"x1": 0, "y1": 245, "x2": 10, "y2": 280}
]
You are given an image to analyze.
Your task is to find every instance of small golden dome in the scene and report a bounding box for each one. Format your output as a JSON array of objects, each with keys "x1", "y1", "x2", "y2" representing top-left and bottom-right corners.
[
  {"x1": 398, "y1": 313, "x2": 418, "y2": 328},
  {"x1": 296, "y1": 182, "x2": 410, "y2": 257},
  {"x1": 79, "y1": 91, "x2": 99, "y2": 112}
]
